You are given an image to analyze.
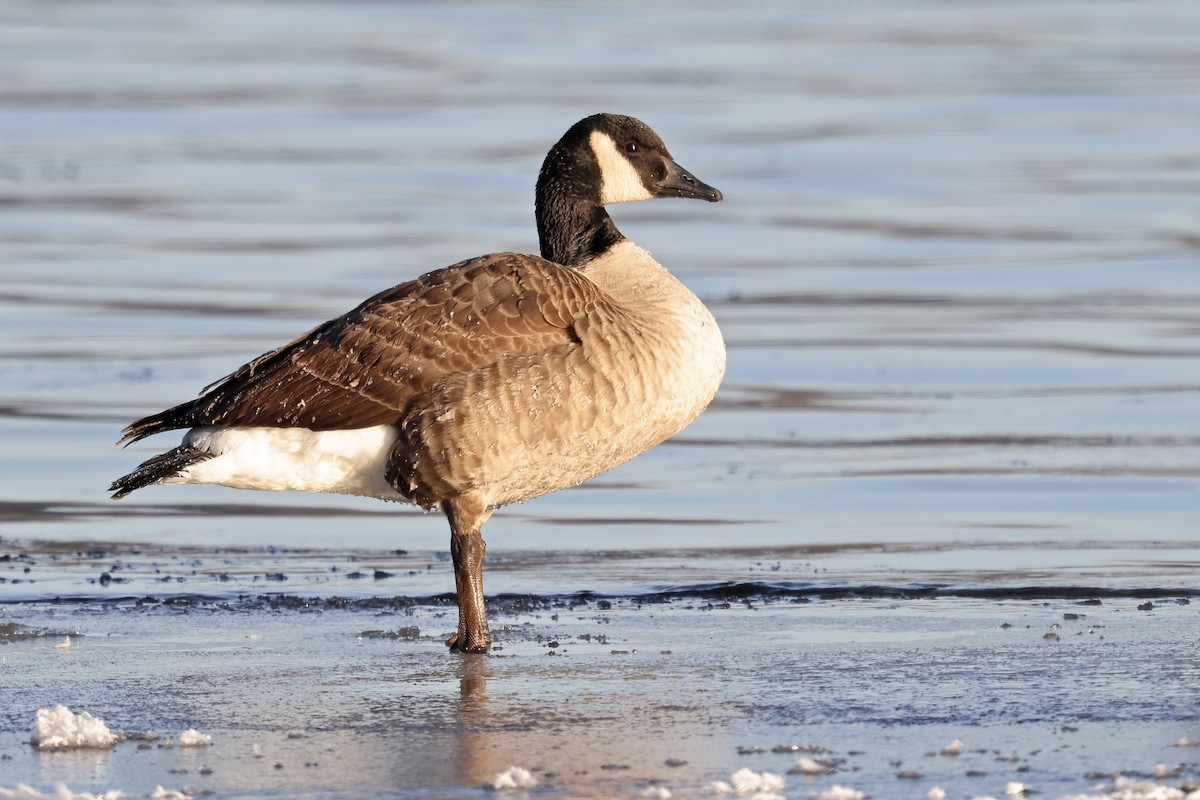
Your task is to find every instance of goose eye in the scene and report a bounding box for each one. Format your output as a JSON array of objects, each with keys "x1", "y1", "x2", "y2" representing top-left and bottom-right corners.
[{"x1": 624, "y1": 142, "x2": 639, "y2": 153}]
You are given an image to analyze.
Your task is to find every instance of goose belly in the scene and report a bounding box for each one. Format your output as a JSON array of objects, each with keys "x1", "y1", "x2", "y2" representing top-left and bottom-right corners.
[{"x1": 174, "y1": 425, "x2": 406, "y2": 501}]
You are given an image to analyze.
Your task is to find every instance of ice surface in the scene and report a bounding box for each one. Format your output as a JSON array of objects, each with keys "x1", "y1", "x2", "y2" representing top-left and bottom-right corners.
[
  {"x1": 30, "y1": 706, "x2": 117, "y2": 749},
  {"x1": 0, "y1": 785, "x2": 123, "y2": 800},
  {"x1": 0, "y1": 784, "x2": 192, "y2": 800}
]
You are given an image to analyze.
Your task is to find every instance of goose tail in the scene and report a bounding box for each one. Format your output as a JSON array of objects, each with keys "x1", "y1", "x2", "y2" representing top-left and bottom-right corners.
[{"x1": 110, "y1": 445, "x2": 212, "y2": 500}]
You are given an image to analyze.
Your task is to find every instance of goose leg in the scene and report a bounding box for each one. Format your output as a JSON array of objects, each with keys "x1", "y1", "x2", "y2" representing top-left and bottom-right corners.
[{"x1": 443, "y1": 496, "x2": 492, "y2": 653}]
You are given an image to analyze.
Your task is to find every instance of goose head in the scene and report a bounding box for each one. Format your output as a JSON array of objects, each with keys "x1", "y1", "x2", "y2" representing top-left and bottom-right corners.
[{"x1": 536, "y1": 113, "x2": 721, "y2": 266}]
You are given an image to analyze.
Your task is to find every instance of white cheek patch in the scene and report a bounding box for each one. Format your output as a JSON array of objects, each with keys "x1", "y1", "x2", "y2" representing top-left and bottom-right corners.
[{"x1": 589, "y1": 130, "x2": 654, "y2": 204}]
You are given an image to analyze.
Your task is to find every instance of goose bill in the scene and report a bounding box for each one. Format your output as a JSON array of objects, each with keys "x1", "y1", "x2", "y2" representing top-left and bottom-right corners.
[{"x1": 655, "y1": 160, "x2": 722, "y2": 202}]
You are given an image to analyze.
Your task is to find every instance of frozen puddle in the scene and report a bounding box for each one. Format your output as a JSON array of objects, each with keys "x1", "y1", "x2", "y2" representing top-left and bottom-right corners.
[{"x1": 1, "y1": 595, "x2": 1196, "y2": 800}]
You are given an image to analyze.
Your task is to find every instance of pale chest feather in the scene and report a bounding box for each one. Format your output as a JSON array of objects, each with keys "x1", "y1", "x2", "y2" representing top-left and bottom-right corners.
[
  {"x1": 580, "y1": 241, "x2": 726, "y2": 423},
  {"x1": 562, "y1": 242, "x2": 726, "y2": 455}
]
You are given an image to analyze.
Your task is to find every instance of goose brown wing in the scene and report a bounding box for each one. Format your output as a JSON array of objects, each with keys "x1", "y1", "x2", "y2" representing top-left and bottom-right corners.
[{"x1": 118, "y1": 252, "x2": 603, "y2": 444}]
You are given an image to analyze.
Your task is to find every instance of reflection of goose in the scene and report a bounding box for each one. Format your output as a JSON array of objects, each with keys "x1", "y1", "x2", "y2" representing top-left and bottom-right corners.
[{"x1": 110, "y1": 113, "x2": 726, "y2": 652}]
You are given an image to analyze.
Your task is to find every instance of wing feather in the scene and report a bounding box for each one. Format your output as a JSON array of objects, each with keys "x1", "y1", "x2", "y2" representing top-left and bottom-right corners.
[{"x1": 119, "y1": 252, "x2": 605, "y2": 444}]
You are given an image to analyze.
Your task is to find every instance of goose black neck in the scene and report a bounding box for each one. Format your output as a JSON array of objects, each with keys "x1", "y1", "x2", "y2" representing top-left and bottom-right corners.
[{"x1": 535, "y1": 151, "x2": 625, "y2": 268}]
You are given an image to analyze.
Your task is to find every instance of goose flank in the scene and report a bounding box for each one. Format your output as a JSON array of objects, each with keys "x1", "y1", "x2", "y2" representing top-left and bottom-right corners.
[{"x1": 111, "y1": 113, "x2": 725, "y2": 653}]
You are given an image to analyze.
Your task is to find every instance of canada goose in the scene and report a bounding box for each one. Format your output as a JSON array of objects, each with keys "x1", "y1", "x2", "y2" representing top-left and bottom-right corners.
[{"x1": 111, "y1": 113, "x2": 725, "y2": 652}]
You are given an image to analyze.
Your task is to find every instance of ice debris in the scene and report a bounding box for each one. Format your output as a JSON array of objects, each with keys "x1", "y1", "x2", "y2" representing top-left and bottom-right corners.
[
  {"x1": 928, "y1": 788, "x2": 947, "y2": 800},
  {"x1": 1056, "y1": 775, "x2": 1200, "y2": 800},
  {"x1": 791, "y1": 756, "x2": 829, "y2": 775},
  {"x1": 0, "y1": 785, "x2": 123, "y2": 800},
  {"x1": 640, "y1": 788, "x2": 672, "y2": 799},
  {"x1": 941, "y1": 738, "x2": 964, "y2": 756},
  {"x1": 178, "y1": 728, "x2": 212, "y2": 747},
  {"x1": 1006, "y1": 782, "x2": 1030, "y2": 796},
  {"x1": 150, "y1": 788, "x2": 192, "y2": 800},
  {"x1": 30, "y1": 706, "x2": 118, "y2": 749},
  {"x1": 816, "y1": 787, "x2": 865, "y2": 800},
  {"x1": 709, "y1": 768, "x2": 785, "y2": 799},
  {"x1": 491, "y1": 767, "x2": 537, "y2": 791}
]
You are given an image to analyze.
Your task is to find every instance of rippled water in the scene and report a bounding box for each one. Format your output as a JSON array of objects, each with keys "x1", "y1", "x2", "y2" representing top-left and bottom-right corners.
[{"x1": 1, "y1": 0, "x2": 1198, "y2": 797}]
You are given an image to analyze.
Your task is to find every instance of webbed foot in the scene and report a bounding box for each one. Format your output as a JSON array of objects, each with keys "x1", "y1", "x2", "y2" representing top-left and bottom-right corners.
[{"x1": 446, "y1": 629, "x2": 491, "y2": 653}]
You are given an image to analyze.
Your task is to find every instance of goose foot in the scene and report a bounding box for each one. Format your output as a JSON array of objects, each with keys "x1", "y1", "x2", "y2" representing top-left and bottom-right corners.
[{"x1": 446, "y1": 629, "x2": 491, "y2": 653}]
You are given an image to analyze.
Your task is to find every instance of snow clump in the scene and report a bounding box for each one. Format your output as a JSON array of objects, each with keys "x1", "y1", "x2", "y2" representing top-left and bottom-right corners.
[
  {"x1": 491, "y1": 767, "x2": 537, "y2": 791},
  {"x1": 709, "y1": 768, "x2": 786, "y2": 799},
  {"x1": 30, "y1": 706, "x2": 117, "y2": 749},
  {"x1": 178, "y1": 728, "x2": 212, "y2": 747}
]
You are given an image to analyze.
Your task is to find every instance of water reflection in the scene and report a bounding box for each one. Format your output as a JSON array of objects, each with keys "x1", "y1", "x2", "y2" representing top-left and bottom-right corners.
[
  {"x1": 440, "y1": 650, "x2": 732, "y2": 799},
  {"x1": 451, "y1": 654, "x2": 496, "y2": 790}
]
